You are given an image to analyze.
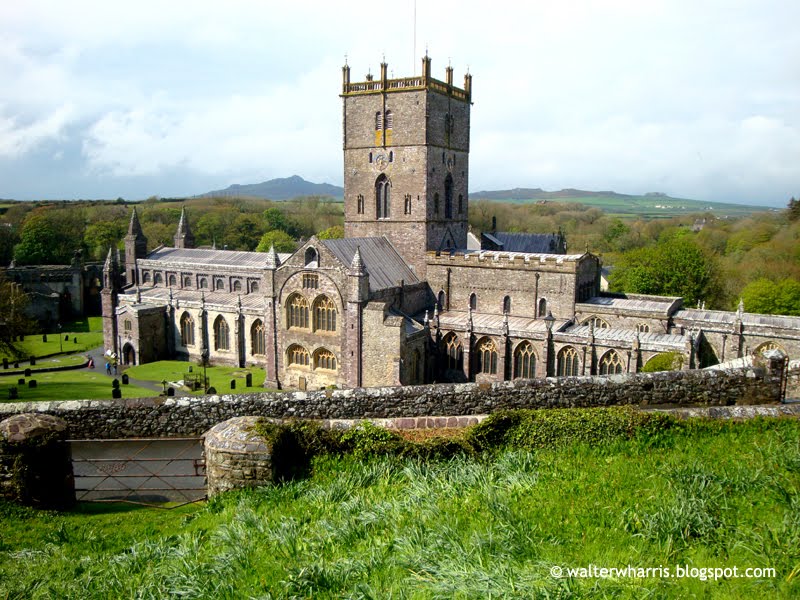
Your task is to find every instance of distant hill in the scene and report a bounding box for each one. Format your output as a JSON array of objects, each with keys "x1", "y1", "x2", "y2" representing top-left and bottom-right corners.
[
  {"x1": 196, "y1": 175, "x2": 343, "y2": 201},
  {"x1": 468, "y1": 187, "x2": 771, "y2": 218}
]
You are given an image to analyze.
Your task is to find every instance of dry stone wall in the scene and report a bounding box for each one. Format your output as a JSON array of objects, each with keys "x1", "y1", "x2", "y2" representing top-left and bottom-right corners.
[{"x1": 0, "y1": 366, "x2": 782, "y2": 440}]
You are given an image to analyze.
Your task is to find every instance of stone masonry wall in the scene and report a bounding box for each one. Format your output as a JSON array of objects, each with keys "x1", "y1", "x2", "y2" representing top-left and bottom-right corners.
[{"x1": 0, "y1": 366, "x2": 781, "y2": 440}]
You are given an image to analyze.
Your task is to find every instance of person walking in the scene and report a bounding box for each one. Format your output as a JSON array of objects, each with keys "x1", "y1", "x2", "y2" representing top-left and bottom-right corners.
[{"x1": 105, "y1": 361, "x2": 111, "y2": 375}]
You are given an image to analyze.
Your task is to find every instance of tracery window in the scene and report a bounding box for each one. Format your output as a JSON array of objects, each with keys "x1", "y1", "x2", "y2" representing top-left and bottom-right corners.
[
  {"x1": 557, "y1": 346, "x2": 580, "y2": 377},
  {"x1": 313, "y1": 295, "x2": 337, "y2": 332},
  {"x1": 598, "y1": 350, "x2": 624, "y2": 375},
  {"x1": 636, "y1": 323, "x2": 650, "y2": 333},
  {"x1": 476, "y1": 337, "x2": 498, "y2": 375},
  {"x1": 251, "y1": 320, "x2": 265, "y2": 355},
  {"x1": 287, "y1": 344, "x2": 310, "y2": 367},
  {"x1": 214, "y1": 315, "x2": 229, "y2": 351},
  {"x1": 584, "y1": 316, "x2": 609, "y2": 329},
  {"x1": 314, "y1": 348, "x2": 337, "y2": 371},
  {"x1": 513, "y1": 341, "x2": 536, "y2": 379},
  {"x1": 443, "y1": 332, "x2": 463, "y2": 371},
  {"x1": 303, "y1": 273, "x2": 319, "y2": 289},
  {"x1": 286, "y1": 293, "x2": 309, "y2": 329},
  {"x1": 180, "y1": 312, "x2": 195, "y2": 347}
]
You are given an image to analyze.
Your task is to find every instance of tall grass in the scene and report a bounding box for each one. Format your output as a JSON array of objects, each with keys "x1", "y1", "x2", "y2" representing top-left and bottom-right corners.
[{"x1": 1, "y1": 418, "x2": 798, "y2": 598}]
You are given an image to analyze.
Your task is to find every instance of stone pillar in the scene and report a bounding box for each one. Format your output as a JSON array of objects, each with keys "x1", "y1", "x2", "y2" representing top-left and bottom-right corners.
[
  {"x1": 204, "y1": 416, "x2": 274, "y2": 497},
  {"x1": 0, "y1": 414, "x2": 74, "y2": 509}
]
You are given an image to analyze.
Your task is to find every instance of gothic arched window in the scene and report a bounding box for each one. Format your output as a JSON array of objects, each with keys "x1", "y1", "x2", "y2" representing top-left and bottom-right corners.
[
  {"x1": 538, "y1": 298, "x2": 547, "y2": 317},
  {"x1": 215, "y1": 279, "x2": 224, "y2": 291},
  {"x1": 437, "y1": 290, "x2": 445, "y2": 310},
  {"x1": 168, "y1": 274, "x2": 177, "y2": 287},
  {"x1": 314, "y1": 348, "x2": 337, "y2": 371},
  {"x1": 154, "y1": 273, "x2": 163, "y2": 285},
  {"x1": 443, "y1": 332, "x2": 463, "y2": 371},
  {"x1": 503, "y1": 295, "x2": 511, "y2": 314},
  {"x1": 251, "y1": 319, "x2": 265, "y2": 355},
  {"x1": 476, "y1": 337, "x2": 498, "y2": 375},
  {"x1": 557, "y1": 346, "x2": 580, "y2": 377},
  {"x1": 599, "y1": 350, "x2": 624, "y2": 375},
  {"x1": 469, "y1": 293, "x2": 477, "y2": 311},
  {"x1": 514, "y1": 341, "x2": 536, "y2": 379},
  {"x1": 444, "y1": 174, "x2": 453, "y2": 218},
  {"x1": 385, "y1": 110, "x2": 393, "y2": 129},
  {"x1": 214, "y1": 315, "x2": 229, "y2": 351},
  {"x1": 375, "y1": 111, "x2": 383, "y2": 131},
  {"x1": 305, "y1": 247, "x2": 318, "y2": 268},
  {"x1": 583, "y1": 316, "x2": 609, "y2": 329},
  {"x1": 198, "y1": 277, "x2": 208, "y2": 289},
  {"x1": 233, "y1": 280, "x2": 242, "y2": 292},
  {"x1": 287, "y1": 344, "x2": 310, "y2": 367},
  {"x1": 286, "y1": 293, "x2": 309, "y2": 329},
  {"x1": 313, "y1": 295, "x2": 337, "y2": 332},
  {"x1": 376, "y1": 174, "x2": 390, "y2": 219},
  {"x1": 180, "y1": 312, "x2": 195, "y2": 347}
]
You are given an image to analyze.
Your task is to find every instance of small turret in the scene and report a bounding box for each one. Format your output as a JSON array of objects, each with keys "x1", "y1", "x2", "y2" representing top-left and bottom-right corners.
[
  {"x1": 173, "y1": 206, "x2": 195, "y2": 249},
  {"x1": 348, "y1": 246, "x2": 369, "y2": 301},
  {"x1": 265, "y1": 244, "x2": 281, "y2": 269},
  {"x1": 124, "y1": 207, "x2": 148, "y2": 285}
]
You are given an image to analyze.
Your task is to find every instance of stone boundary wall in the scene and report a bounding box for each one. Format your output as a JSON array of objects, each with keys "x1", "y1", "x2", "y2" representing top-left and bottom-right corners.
[{"x1": 0, "y1": 365, "x2": 782, "y2": 440}]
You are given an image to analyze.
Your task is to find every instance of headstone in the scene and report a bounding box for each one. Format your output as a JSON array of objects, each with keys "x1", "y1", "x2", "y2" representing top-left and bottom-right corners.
[
  {"x1": 111, "y1": 379, "x2": 120, "y2": 389},
  {"x1": 73, "y1": 337, "x2": 77, "y2": 344},
  {"x1": 29, "y1": 356, "x2": 36, "y2": 366},
  {"x1": 64, "y1": 334, "x2": 69, "y2": 341},
  {"x1": 230, "y1": 379, "x2": 236, "y2": 390},
  {"x1": 207, "y1": 386, "x2": 217, "y2": 394},
  {"x1": 245, "y1": 373, "x2": 252, "y2": 387},
  {"x1": 42, "y1": 334, "x2": 47, "y2": 343},
  {"x1": 2, "y1": 358, "x2": 7, "y2": 369},
  {"x1": 28, "y1": 380, "x2": 37, "y2": 388},
  {"x1": 7, "y1": 387, "x2": 18, "y2": 400},
  {"x1": 166, "y1": 387, "x2": 175, "y2": 397},
  {"x1": 121, "y1": 374, "x2": 129, "y2": 385},
  {"x1": 24, "y1": 368, "x2": 31, "y2": 377},
  {"x1": 13, "y1": 362, "x2": 19, "y2": 369},
  {"x1": 18, "y1": 378, "x2": 25, "y2": 385},
  {"x1": 188, "y1": 366, "x2": 193, "y2": 372},
  {"x1": 112, "y1": 388, "x2": 122, "y2": 399}
]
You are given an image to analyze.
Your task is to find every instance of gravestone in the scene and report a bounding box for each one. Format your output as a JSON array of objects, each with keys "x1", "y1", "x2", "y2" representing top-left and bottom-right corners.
[
  {"x1": 64, "y1": 334, "x2": 69, "y2": 341},
  {"x1": 111, "y1": 379, "x2": 120, "y2": 389},
  {"x1": 42, "y1": 334, "x2": 47, "y2": 343},
  {"x1": 121, "y1": 374, "x2": 129, "y2": 385},
  {"x1": 7, "y1": 387, "x2": 18, "y2": 400},
  {"x1": 17, "y1": 378, "x2": 25, "y2": 385},
  {"x1": 28, "y1": 380, "x2": 37, "y2": 388},
  {"x1": 3, "y1": 358, "x2": 7, "y2": 369},
  {"x1": 29, "y1": 356, "x2": 35, "y2": 366},
  {"x1": 73, "y1": 337, "x2": 77, "y2": 344},
  {"x1": 245, "y1": 373, "x2": 252, "y2": 387},
  {"x1": 111, "y1": 388, "x2": 122, "y2": 399},
  {"x1": 207, "y1": 387, "x2": 217, "y2": 394},
  {"x1": 166, "y1": 387, "x2": 175, "y2": 397},
  {"x1": 230, "y1": 379, "x2": 236, "y2": 390},
  {"x1": 23, "y1": 368, "x2": 31, "y2": 377}
]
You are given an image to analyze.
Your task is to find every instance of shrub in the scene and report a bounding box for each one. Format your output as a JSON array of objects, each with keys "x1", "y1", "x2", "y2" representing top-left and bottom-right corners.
[{"x1": 641, "y1": 351, "x2": 684, "y2": 373}]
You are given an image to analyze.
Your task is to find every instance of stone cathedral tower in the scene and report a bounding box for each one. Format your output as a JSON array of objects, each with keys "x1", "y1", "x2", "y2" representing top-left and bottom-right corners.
[{"x1": 341, "y1": 55, "x2": 473, "y2": 278}]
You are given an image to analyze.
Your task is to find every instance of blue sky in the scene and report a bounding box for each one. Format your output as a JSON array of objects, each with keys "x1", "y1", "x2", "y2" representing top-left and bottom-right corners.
[{"x1": 1, "y1": 0, "x2": 798, "y2": 206}]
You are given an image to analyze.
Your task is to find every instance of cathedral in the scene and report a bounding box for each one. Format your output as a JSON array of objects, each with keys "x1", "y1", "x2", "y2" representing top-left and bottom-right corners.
[{"x1": 102, "y1": 56, "x2": 799, "y2": 390}]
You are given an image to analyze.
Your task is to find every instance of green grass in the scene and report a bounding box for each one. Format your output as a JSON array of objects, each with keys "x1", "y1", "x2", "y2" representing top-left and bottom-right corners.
[
  {"x1": 0, "y1": 369, "x2": 154, "y2": 402},
  {"x1": 125, "y1": 360, "x2": 271, "y2": 394},
  {"x1": 2, "y1": 354, "x2": 87, "y2": 372},
  {"x1": 1, "y1": 418, "x2": 797, "y2": 598},
  {"x1": 1, "y1": 332, "x2": 103, "y2": 362}
]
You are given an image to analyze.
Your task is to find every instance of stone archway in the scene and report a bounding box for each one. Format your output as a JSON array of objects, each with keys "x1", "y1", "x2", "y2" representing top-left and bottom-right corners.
[{"x1": 122, "y1": 343, "x2": 136, "y2": 366}]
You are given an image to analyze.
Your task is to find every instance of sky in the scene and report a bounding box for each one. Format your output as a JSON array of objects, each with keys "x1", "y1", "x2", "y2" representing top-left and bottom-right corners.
[{"x1": 0, "y1": 0, "x2": 798, "y2": 206}]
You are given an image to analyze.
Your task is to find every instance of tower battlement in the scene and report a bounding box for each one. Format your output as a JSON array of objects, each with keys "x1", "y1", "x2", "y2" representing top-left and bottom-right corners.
[{"x1": 341, "y1": 56, "x2": 472, "y2": 103}]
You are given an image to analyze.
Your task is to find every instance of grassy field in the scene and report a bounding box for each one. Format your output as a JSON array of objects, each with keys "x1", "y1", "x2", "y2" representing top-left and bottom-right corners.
[
  {"x1": 125, "y1": 360, "x2": 270, "y2": 394},
  {"x1": 0, "y1": 317, "x2": 104, "y2": 361},
  {"x1": 0, "y1": 369, "x2": 154, "y2": 403},
  {"x1": 1, "y1": 417, "x2": 797, "y2": 598},
  {"x1": 477, "y1": 194, "x2": 776, "y2": 219}
]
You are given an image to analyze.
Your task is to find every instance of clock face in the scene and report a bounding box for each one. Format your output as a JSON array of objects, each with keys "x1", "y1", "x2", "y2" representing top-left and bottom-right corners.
[{"x1": 374, "y1": 153, "x2": 388, "y2": 171}]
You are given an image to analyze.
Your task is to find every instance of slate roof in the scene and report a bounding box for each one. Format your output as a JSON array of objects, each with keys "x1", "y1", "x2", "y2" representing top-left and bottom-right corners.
[
  {"x1": 119, "y1": 287, "x2": 266, "y2": 311},
  {"x1": 578, "y1": 295, "x2": 682, "y2": 316},
  {"x1": 482, "y1": 231, "x2": 566, "y2": 254},
  {"x1": 674, "y1": 308, "x2": 800, "y2": 330},
  {"x1": 321, "y1": 237, "x2": 418, "y2": 292},
  {"x1": 563, "y1": 324, "x2": 686, "y2": 349},
  {"x1": 144, "y1": 247, "x2": 292, "y2": 269},
  {"x1": 437, "y1": 310, "x2": 568, "y2": 337}
]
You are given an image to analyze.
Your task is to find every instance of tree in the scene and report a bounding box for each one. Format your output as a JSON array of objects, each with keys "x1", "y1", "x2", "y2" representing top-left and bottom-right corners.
[
  {"x1": 83, "y1": 221, "x2": 126, "y2": 260},
  {"x1": 263, "y1": 207, "x2": 299, "y2": 237},
  {"x1": 740, "y1": 278, "x2": 800, "y2": 316},
  {"x1": 14, "y1": 210, "x2": 85, "y2": 265},
  {"x1": 610, "y1": 233, "x2": 720, "y2": 307},
  {"x1": 0, "y1": 273, "x2": 34, "y2": 342},
  {"x1": 317, "y1": 225, "x2": 344, "y2": 239},
  {"x1": 788, "y1": 197, "x2": 800, "y2": 222},
  {"x1": 256, "y1": 230, "x2": 296, "y2": 253}
]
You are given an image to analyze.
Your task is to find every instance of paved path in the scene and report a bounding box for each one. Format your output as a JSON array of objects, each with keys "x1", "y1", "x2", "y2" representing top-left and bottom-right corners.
[{"x1": 83, "y1": 347, "x2": 190, "y2": 397}]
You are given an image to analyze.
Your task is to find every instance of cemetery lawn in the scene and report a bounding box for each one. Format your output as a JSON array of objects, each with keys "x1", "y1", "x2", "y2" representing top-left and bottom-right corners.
[
  {"x1": 0, "y1": 317, "x2": 104, "y2": 361},
  {"x1": 125, "y1": 360, "x2": 271, "y2": 394},
  {"x1": 1, "y1": 418, "x2": 798, "y2": 598},
  {"x1": 0, "y1": 370, "x2": 154, "y2": 403}
]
